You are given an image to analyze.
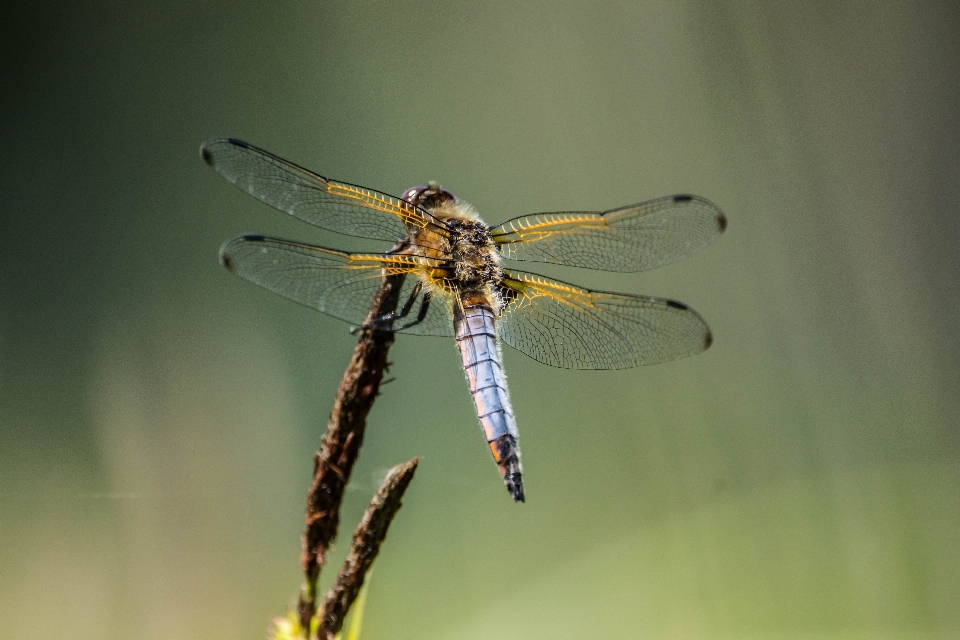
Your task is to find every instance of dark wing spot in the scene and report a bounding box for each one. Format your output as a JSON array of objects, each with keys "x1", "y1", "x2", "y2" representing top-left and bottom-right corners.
[
  {"x1": 717, "y1": 212, "x2": 728, "y2": 232},
  {"x1": 219, "y1": 235, "x2": 265, "y2": 271},
  {"x1": 673, "y1": 194, "x2": 693, "y2": 203},
  {"x1": 200, "y1": 145, "x2": 214, "y2": 166},
  {"x1": 704, "y1": 331, "x2": 714, "y2": 350},
  {"x1": 666, "y1": 299, "x2": 688, "y2": 310}
]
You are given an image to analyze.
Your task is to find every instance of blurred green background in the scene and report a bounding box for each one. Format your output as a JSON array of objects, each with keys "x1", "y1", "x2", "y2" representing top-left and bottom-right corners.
[{"x1": 2, "y1": 1, "x2": 958, "y2": 639}]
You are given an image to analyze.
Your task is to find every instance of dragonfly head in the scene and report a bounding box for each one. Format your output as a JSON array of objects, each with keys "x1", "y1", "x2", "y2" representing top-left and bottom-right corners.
[{"x1": 401, "y1": 182, "x2": 457, "y2": 211}]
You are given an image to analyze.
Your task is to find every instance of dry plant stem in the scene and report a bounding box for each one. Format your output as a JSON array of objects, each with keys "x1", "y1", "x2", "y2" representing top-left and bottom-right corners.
[
  {"x1": 297, "y1": 258, "x2": 407, "y2": 634},
  {"x1": 316, "y1": 458, "x2": 419, "y2": 640}
]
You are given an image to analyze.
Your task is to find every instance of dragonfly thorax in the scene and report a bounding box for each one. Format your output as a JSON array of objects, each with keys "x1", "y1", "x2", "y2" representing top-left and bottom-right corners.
[{"x1": 444, "y1": 217, "x2": 503, "y2": 288}]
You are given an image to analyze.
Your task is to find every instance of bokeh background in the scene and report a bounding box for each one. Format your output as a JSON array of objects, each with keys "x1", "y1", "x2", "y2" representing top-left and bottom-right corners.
[{"x1": 3, "y1": 2, "x2": 958, "y2": 639}]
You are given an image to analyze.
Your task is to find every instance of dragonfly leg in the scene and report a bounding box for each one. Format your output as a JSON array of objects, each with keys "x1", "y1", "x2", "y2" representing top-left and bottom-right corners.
[
  {"x1": 391, "y1": 293, "x2": 431, "y2": 331},
  {"x1": 384, "y1": 280, "x2": 423, "y2": 322},
  {"x1": 353, "y1": 281, "x2": 422, "y2": 332}
]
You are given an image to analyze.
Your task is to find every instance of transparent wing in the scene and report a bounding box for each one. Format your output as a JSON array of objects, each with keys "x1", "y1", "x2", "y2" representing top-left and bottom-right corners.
[
  {"x1": 490, "y1": 194, "x2": 726, "y2": 272},
  {"x1": 202, "y1": 138, "x2": 449, "y2": 242},
  {"x1": 219, "y1": 235, "x2": 454, "y2": 337},
  {"x1": 497, "y1": 269, "x2": 712, "y2": 369}
]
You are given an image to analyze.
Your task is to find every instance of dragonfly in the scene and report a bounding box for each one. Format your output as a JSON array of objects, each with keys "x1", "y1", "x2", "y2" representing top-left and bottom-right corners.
[{"x1": 202, "y1": 138, "x2": 726, "y2": 503}]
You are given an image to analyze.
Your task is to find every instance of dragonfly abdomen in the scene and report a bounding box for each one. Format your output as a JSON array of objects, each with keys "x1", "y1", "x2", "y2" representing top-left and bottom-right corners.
[{"x1": 453, "y1": 294, "x2": 524, "y2": 502}]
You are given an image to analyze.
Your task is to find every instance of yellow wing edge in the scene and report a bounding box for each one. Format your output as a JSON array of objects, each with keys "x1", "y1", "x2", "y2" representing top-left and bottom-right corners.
[
  {"x1": 327, "y1": 182, "x2": 431, "y2": 230},
  {"x1": 492, "y1": 212, "x2": 607, "y2": 244},
  {"x1": 219, "y1": 236, "x2": 434, "y2": 278},
  {"x1": 500, "y1": 270, "x2": 595, "y2": 308}
]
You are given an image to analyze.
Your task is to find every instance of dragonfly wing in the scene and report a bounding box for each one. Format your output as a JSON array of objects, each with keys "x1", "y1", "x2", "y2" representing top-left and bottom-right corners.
[
  {"x1": 497, "y1": 269, "x2": 712, "y2": 369},
  {"x1": 220, "y1": 235, "x2": 453, "y2": 336},
  {"x1": 202, "y1": 138, "x2": 446, "y2": 242},
  {"x1": 490, "y1": 195, "x2": 726, "y2": 272}
]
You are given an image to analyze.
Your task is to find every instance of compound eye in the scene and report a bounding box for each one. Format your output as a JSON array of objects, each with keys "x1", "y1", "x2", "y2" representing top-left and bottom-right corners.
[
  {"x1": 433, "y1": 187, "x2": 457, "y2": 204},
  {"x1": 400, "y1": 186, "x2": 428, "y2": 205},
  {"x1": 401, "y1": 184, "x2": 456, "y2": 209}
]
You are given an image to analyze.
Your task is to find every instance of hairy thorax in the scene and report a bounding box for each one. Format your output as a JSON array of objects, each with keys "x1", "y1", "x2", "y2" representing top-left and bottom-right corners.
[{"x1": 410, "y1": 199, "x2": 504, "y2": 311}]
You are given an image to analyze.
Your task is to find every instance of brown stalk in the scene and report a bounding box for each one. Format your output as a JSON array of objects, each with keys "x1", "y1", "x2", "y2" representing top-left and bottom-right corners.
[
  {"x1": 297, "y1": 252, "x2": 408, "y2": 634},
  {"x1": 315, "y1": 458, "x2": 419, "y2": 640}
]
